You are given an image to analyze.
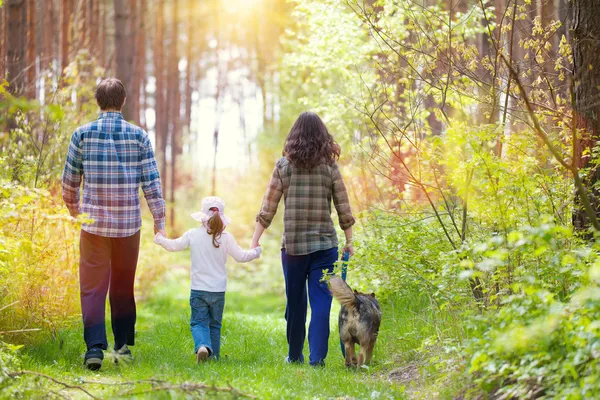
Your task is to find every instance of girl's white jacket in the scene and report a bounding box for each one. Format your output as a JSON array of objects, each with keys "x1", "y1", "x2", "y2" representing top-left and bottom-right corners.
[{"x1": 154, "y1": 227, "x2": 261, "y2": 292}]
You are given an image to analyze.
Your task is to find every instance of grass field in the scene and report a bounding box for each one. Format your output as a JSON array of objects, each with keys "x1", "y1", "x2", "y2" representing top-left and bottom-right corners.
[{"x1": 13, "y1": 267, "x2": 419, "y2": 399}]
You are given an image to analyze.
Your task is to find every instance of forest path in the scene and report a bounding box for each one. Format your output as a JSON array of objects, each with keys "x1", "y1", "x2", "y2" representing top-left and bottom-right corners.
[{"x1": 18, "y1": 268, "x2": 407, "y2": 399}]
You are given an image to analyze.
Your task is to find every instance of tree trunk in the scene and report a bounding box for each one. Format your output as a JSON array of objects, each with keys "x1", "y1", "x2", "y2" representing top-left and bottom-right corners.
[
  {"x1": 570, "y1": 0, "x2": 600, "y2": 232},
  {"x1": 60, "y1": 0, "x2": 71, "y2": 75},
  {"x1": 0, "y1": 5, "x2": 6, "y2": 80},
  {"x1": 129, "y1": 0, "x2": 141, "y2": 124},
  {"x1": 26, "y1": 0, "x2": 36, "y2": 98},
  {"x1": 114, "y1": 0, "x2": 133, "y2": 118},
  {"x1": 168, "y1": 0, "x2": 180, "y2": 228},
  {"x1": 154, "y1": 0, "x2": 168, "y2": 191},
  {"x1": 184, "y1": 0, "x2": 193, "y2": 133},
  {"x1": 7, "y1": 0, "x2": 26, "y2": 96}
]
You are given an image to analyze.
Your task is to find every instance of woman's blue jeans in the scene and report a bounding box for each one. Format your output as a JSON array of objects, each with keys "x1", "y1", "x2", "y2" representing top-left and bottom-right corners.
[
  {"x1": 282, "y1": 247, "x2": 338, "y2": 366},
  {"x1": 190, "y1": 290, "x2": 225, "y2": 359}
]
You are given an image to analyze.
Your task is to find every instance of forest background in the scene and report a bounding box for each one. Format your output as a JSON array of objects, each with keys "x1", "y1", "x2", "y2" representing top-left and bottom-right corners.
[{"x1": 1, "y1": 0, "x2": 600, "y2": 398}]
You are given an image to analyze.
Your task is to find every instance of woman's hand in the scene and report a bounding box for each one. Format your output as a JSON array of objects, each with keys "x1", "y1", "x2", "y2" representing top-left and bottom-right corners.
[
  {"x1": 343, "y1": 243, "x2": 354, "y2": 257},
  {"x1": 251, "y1": 221, "x2": 265, "y2": 249}
]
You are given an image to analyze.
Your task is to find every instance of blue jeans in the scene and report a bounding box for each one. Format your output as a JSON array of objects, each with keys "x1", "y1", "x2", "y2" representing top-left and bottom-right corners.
[
  {"x1": 190, "y1": 290, "x2": 225, "y2": 359},
  {"x1": 282, "y1": 247, "x2": 338, "y2": 365}
]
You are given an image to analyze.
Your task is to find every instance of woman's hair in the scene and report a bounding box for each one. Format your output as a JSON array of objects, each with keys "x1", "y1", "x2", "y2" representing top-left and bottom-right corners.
[
  {"x1": 283, "y1": 112, "x2": 341, "y2": 169},
  {"x1": 206, "y1": 208, "x2": 225, "y2": 248}
]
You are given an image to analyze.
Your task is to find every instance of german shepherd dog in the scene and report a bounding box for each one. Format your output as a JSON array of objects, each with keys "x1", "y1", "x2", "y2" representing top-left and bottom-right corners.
[{"x1": 329, "y1": 276, "x2": 382, "y2": 367}]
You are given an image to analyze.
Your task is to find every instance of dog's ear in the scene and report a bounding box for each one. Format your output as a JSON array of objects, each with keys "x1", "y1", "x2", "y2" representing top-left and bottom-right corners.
[
  {"x1": 370, "y1": 293, "x2": 376, "y2": 298},
  {"x1": 354, "y1": 289, "x2": 358, "y2": 294}
]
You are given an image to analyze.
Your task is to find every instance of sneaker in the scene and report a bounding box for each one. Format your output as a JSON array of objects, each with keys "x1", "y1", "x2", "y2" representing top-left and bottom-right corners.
[
  {"x1": 284, "y1": 355, "x2": 304, "y2": 364},
  {"x1": 84, "y1": 348, "x2": 104, "y2": 371},
  {"x1": 196, "y1": 347, "x2": 209, "y2": 364},
  {"x1": 114, "y1": 345, "x2": 133, "y2": 365}
]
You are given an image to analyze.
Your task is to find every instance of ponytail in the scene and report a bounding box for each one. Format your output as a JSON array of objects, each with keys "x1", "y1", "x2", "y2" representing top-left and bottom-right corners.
[{"x1": 207, "y1": 211, "x2": 225, "y2": 248}]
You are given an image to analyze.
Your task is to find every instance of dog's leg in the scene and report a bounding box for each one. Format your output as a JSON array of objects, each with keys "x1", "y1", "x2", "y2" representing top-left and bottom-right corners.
[
  {"x1": 365, "y1": 339, "x2": 376, "y2": 364},
  {"x1": 344, "y1": 342, "x2": 357, "y2": 367},
  {"x1": 358, "y1": 341, "x2": 368, "y2": 366}
]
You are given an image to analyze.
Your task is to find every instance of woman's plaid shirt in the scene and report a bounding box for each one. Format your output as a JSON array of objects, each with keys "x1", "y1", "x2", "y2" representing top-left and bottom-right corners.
[
  {"x1": 257, "y1": 157, "x2": 355, "y2": 256},
  {"x1": 62, "y1": 112, "x2": 166, "y2": 237}
]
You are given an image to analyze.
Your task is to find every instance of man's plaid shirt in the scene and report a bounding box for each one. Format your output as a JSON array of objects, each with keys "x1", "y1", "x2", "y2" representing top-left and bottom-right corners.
[
  {"x1": 62, "y1": 112, "x2": 166, "y2": 237},
  {"x1": 257, "y1": 157, "x2": 355, "y2": 256}
]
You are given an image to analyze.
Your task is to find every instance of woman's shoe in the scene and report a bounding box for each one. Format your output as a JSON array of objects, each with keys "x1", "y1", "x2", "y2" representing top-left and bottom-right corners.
[
  {"x1": 84, "y1": 348, "x2": 104, "y2": 371},
  {"x1": 196, "y1": 347, "x2": 209, "y2": 363}
]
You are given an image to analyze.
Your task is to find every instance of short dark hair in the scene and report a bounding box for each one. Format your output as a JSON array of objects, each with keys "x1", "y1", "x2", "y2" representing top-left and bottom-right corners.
[
  {"x1": 95, "y1": 78, "x2": 127, "y2": 110},
  {"x1": 283, "y1": 112, "x2": 341, "y2": 169}
]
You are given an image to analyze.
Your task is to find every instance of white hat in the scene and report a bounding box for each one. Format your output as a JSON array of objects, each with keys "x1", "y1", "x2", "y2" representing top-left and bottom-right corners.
[{"x1": 191, "y1": 196, "x2": 232, "y2": 227}]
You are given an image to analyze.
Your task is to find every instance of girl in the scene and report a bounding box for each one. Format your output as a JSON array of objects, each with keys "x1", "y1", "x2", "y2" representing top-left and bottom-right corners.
[
  {"x1": 251, "y1": 111, "x2": 355, "y2": 366},
  {"x1": 155, "y1": 196, "x2": 261, "y2": 363}
]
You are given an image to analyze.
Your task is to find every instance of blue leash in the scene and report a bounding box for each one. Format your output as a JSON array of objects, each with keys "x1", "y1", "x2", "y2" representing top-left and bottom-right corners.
[{"x1": 340, "y1": 251, "x2": 350, "y2": 358}]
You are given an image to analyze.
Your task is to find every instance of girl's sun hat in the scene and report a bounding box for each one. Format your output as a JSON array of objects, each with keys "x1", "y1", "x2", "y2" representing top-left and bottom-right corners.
[{"x1": 191, "y1": 196, "x2": 232, "y2": 227}]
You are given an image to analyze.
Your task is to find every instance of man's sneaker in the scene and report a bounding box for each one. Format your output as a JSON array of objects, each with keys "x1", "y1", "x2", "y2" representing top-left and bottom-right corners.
[
  {"x1": 196, "y1": 347, "x2": 209, "y2": 364},
  {"x1": 84, "y1": 348, "x2": 104, "y2": 371},
  {"x1": 114, "y1": 345, "x2": 133, "y2": 365}
]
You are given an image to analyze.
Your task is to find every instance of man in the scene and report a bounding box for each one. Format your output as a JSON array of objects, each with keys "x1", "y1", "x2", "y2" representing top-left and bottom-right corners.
[{"x1": 62, "y1": 78, "x2": 166, "y2": 370}]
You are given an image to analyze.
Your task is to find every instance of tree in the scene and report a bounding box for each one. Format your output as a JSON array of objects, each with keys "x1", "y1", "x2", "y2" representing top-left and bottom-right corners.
[
  {"x1": 167, "y1": 0, "x2": 180, "y2": 227},
  {"x1": 26, "y1": 0, "x2": 35, "y2": 98},
  {"x1": 154, "y1": 0, "x2": 168, "y2": 190},
  {"x1": 114, "y1": 0, "x2": 134, "y2": 119},
  {"x1": 570, "y1": 0, "x2": 600, "y2": 232},
  {"x1": 7, "y1": 0, "x2": 26, "y2": 96},
  {"x1": 60, "y1": 0, "x2": 71, "y2": 74}
]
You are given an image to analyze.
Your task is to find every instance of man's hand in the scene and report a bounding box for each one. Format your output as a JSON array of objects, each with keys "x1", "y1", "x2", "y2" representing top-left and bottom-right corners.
[{"x1": 251, "y1": 239, "x2": 260, "y2": 249}]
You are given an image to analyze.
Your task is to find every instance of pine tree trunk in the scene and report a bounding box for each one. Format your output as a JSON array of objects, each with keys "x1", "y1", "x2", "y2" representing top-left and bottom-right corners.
[
  {"x1": 129, "y1": 0, "x2": 141, "y2": 123},
  {"x1": 7, "y1": 0, "x2": 26, "y2": 96},
  {"x1": 0, "y1": 5, "x2": 6, "y2": 80},
  {"x1": 60, "y1": 0, "x2": 71, "y2": 75},
  {"x1": 168, "y1": 0, "x2": 180, "y2": 228},
  {"x1": 26, "y1": 0, "x2": 36, "y2": 98},
  {"x1": 154, "y1": 0, "x2": 168, "y2": 191},
  {"x1": 114, "y1": 0, "x2": 133, "y2": 118},
  {"x1": 571, "y1": 0, "x2": 600, "y2": 232}
]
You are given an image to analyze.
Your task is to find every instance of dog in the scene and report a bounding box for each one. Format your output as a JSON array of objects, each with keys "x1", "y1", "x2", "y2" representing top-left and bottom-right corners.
[{"x1": 329, "y1": 276, "x2": 382, "y2": 367}]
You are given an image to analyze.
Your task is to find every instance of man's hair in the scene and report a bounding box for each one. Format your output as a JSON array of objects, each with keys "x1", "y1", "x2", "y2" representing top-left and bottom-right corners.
[{"x1": 95, "y1": 78, "x2": 127, "y2": 110}]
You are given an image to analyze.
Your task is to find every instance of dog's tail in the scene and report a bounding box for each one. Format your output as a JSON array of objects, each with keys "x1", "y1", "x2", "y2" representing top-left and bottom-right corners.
[{"x1": 329, "y1": 276, "x2": 356, "y2": 307}]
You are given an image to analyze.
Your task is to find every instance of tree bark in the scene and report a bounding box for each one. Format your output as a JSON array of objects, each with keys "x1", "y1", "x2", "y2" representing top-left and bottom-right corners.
[
  {"x1": 7, "y1": 0, "x2": 26, "y2": 96},
  {"x1": 168, "y1": 0, "x2": 180, "y2": 228},
  {"x1": 570, "y1": 0, "x2": 600, "y2": 232},
  {"x1": 60, "y1": 0, "x2": 71, "y2": 74},
  {"x1": 26, "y1": 0, "x2": 36, "y2": 98},
  {"x1": 154, "y1": 0, "x2": 168, "y2": 191},
  {"x1": 114, "y1": 0, "x2": 133, "y2": 119},
  {"x1": 0, "y1": 4, "x2": 6, "y2": 80}
]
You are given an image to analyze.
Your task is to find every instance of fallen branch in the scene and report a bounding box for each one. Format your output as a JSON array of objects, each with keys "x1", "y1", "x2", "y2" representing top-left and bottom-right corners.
[
  {"x1": 0, "y1": 328, "x2": 41, "y2": 335},
  {"x1": 8, "y1": 370, "x2": 99, "y2": 399},
  {"x1": 118, "y1": 380, "x2": 258, "y2": 398}
]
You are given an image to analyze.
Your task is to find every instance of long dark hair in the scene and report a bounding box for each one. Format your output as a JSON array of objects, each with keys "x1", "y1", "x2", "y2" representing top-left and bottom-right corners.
[
  {"x1": 283, "y1": 112, "x2": 341, "y2": 169},
  {"x1": 206, "y1": 208, "x2": 224, "y2": 248}
]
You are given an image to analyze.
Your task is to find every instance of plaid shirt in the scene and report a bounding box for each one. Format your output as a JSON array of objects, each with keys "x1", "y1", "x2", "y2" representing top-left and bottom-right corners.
[
  {"x1": 62, "y1": 112, "x2": 166, "y2": 237},
  {"x1": 257, "y1": 157, "x2": 355, "y2": 256}
]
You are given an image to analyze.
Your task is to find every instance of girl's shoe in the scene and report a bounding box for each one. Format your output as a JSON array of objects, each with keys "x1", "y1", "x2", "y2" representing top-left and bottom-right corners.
[
  {"x1": 196, "y1": 347, "x2": 209, "y2": 363},
  {"x1": 84, "y1": 348, "x2": 104, "y2": 371}
]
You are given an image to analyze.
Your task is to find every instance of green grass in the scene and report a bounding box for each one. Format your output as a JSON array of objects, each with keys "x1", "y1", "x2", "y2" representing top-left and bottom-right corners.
[{"x1": 13, "y1": 269, "x2": 412, "y2": 399}]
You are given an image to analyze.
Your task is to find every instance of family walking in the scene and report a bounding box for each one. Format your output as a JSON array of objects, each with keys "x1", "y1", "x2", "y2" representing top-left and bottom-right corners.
[{"x1": 62, "y1": 78, "x2": 355, "y2": 371}]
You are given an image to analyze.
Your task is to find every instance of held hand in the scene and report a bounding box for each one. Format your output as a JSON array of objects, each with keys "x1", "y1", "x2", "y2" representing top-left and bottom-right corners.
[
  {"x1": 154, "y1": 226, "x2": 166, "y2": 237},
  {"x1": 251, "y1": 239, "x2": 260, "y2": 249}
]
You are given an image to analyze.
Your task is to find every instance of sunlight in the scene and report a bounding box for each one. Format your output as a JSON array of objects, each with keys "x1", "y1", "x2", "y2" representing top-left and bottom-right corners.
[{"x1": 224, "y1": 0, "x2": 263, "y2": 14}]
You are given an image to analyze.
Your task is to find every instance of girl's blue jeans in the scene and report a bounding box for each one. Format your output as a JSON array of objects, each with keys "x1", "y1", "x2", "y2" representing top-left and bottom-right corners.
[
  {"x1": 282, "y1": 247, "x2": 338, "y2": 366},
  {"x1": 190, "y1": 290, "x2": 225, "y2": 359}
]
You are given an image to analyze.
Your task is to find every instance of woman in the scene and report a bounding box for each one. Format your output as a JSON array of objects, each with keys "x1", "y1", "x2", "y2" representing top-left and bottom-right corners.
[{"x1": 251, "y1": 111, "x2": 355, "y2": 366}]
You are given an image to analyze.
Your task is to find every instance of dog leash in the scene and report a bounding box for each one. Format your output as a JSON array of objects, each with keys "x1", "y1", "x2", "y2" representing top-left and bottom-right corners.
[{"x1": 340, "y1": 250, "x2": 350, "y2": 358}]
